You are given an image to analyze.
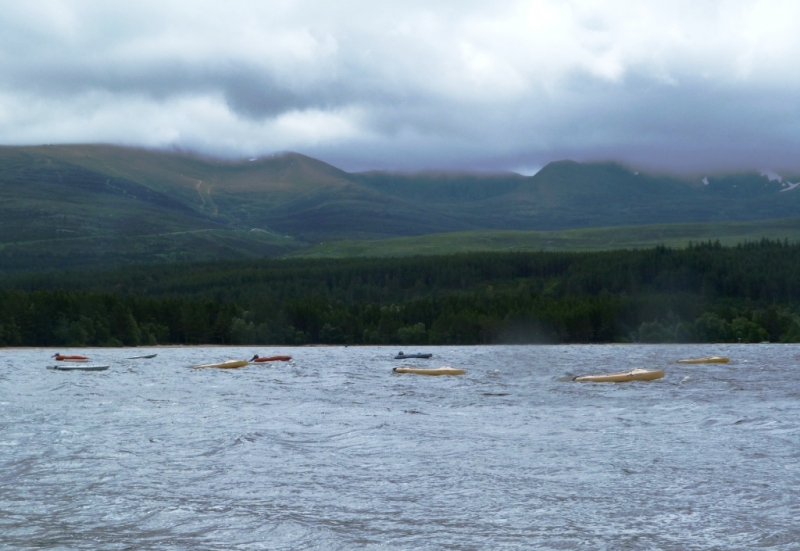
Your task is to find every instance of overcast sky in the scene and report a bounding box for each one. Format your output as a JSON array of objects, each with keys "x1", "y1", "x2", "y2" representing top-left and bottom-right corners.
[{"x1": 2, "y1": 0, "x2": 800, "y2": 173}]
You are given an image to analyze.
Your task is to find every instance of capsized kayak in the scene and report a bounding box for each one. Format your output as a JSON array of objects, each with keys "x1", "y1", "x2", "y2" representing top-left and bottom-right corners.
[
  {"x1": 394, "y1": 353, "x2": 433, "y2": 359},
  {"x1": 47, "y1": 364, "x2": 109, "y2": 371},
  {"x1": 53, "y1": 354, "x2": 89, "y2": 362},
  {"x1": 573, "y1": 368, "x2": 664, "y2": 383},
  {"x1": 128, "y1": 353, "x2": 158, "y2": 359},
  {"x1": 193, "y1": 359, "x2": 249, "y2": 369},
  {"x1": 250, "y1": 355, "x2": 292, "y2": 362},
  {"x1": 393, "y1": 366, "x2": 465, "y2": 376},
  {"x1": 676, "y1": 356, "x2": 729, "y2": 364}
]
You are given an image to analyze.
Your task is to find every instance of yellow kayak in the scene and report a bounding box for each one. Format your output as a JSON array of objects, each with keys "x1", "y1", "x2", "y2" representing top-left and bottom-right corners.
[
  {"x1": 193, "y1": 359, "x2": 249, "y2": 369},
  {"x1": 393, "y1": 366, "x2": 466, "y2": 376},
  {"x1": 676, "y1": 356, "x2": 729, "y2": 364},
  {"x1": 574, "y1": 368, "x2": 664, "y2": 383}
]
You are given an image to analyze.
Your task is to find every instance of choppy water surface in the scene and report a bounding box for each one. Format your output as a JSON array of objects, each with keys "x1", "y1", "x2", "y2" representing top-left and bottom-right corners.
[{"x1": 1, "y1": 345, "x2": 799, "y2": 550}]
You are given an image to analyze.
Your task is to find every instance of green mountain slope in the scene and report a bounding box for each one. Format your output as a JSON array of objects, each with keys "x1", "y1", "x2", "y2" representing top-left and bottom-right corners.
[
  {"x1": 0, "y1": 147, "x2": 220, "y2": 243},
  {"x1": 14, "y1": 145, "x2": 484, "y2": 238},
  {"x1": 3, "y1": 144, "x2": 800, "y2": 272},
  {"x1": 0, "y1": 146, "x2": 309, "y2": 271},
  {"x1": 472, "y1": 161, "x2": 800, "y2": 230},
  {"x1": 10, "y1": 144, "x2": 800, "y2": 236}
]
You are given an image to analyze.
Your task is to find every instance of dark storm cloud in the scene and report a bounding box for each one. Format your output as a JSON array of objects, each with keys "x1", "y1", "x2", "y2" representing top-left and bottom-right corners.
[{"x1": 2, "y1": 0, "x2": 800, "y2": 173}]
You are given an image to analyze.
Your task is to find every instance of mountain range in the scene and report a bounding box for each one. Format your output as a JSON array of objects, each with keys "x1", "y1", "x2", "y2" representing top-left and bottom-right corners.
[{"x1": 2, "y1": 144, "x2": 800, "y2": 271}]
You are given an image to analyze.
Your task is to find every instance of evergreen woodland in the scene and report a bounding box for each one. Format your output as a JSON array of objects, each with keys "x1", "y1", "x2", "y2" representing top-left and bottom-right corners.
[{"x1": 2, "y1": 240, "x2": 800, "y2": 347}]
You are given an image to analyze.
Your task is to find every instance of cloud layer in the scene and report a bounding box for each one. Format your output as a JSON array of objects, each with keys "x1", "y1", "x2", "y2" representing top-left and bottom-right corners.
[{"x1": 2, "y1": 0, "x2": 800, "y2": 172}]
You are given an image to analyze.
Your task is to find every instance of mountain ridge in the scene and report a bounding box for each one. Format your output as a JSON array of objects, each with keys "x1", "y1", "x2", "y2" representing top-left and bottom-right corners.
[{"x1": 2, "y1": 143, "x2": 800, "y2": 272}]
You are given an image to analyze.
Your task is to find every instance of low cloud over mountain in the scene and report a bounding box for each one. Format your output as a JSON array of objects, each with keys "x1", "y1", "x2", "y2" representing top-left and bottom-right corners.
[{"x1": 2, "y1": 1, "x2": 800, "y2": 173}]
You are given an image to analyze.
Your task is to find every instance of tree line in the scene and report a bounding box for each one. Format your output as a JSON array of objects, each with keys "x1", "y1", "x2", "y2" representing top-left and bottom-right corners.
[{"x1": 2, "y1": 240, "x2": 800, "y2": 346}]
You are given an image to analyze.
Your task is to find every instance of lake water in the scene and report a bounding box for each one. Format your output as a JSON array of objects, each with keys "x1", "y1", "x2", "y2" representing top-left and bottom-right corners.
[{"x1": 1, "y1": 345, "x2": 799, "y2": 550}]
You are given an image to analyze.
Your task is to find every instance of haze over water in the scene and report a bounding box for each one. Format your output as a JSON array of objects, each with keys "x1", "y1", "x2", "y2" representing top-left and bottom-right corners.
[{"x1": 2, "y1": 345, "x2": 798, "y2": 550}]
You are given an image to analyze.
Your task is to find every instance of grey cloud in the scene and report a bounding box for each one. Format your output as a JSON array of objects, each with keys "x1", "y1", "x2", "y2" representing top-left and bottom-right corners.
[
  {"x1": 1, "y1": 41, "x2": 413, "y2": 120},
  {"x1": 303, "y1": 70, "x2": 800, "y2": 174},
  {"x1": 2, "y1": 1, "x2": 800, "y2": 174}
]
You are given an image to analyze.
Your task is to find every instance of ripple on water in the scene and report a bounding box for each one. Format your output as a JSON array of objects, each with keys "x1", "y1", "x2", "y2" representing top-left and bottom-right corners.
[{"x1": 1, "y1": 344, "x2": 799, "y2": 550}]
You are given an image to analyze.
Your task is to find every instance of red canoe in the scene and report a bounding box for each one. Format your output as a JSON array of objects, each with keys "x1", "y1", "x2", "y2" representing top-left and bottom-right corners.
[
  {"x1": 250, "y1": 355, "x2": 292, "y2": 362},
  {"x1": 54, "y1": 354, "x2": 89, "y2": 362}
]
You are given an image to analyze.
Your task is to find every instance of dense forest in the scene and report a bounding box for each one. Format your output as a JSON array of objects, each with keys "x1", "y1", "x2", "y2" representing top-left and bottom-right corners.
[{"x1": 2, "y1": 240, "x2": 800, "y2": 347}]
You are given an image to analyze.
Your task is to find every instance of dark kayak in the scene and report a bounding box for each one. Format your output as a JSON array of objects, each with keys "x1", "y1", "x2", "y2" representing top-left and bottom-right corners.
[
  {"x1": 394, "y1": 353, "x2": 433, "y2": 359},
  {"x1": 251, "y1": 355, "x2": 292, "y2": 362},
  {"x1": 47, "y1": 364, "x2": 110, "y2": 371}
]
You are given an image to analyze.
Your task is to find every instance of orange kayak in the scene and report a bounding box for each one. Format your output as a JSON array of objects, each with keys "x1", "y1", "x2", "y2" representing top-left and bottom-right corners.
[{"x1": 193, "y1": 359, "x2": 249, "y2": 369}]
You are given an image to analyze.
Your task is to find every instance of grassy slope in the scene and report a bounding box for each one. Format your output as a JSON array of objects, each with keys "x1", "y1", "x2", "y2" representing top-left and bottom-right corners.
[
  {"x1": 4, "y1": 144, "x2": 800, "y2": 272},
  {"x1": 288, "y1": 218, "x2": 800, "y2": 258},
  {"x1": 12, "y1": 146, "x2": 454, "y2": 236},
  {"x1": 0, "y1": 229, "x2": 305, "y2": 273},
  {"x1": 11, "y1": 145, "x2": 800, "y2": 236},
  {"x1": 17, "y1": 145, "x2": 491, "y2": 238},
  {"x1": 0, "y1": 146, "x2": 310, "y2": 272},
  {"x1": 0, "y1": 147, "x2": 223, "y2": 243}
]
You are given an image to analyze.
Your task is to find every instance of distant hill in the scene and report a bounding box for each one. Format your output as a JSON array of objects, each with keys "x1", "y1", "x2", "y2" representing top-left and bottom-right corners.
[
  {"x1": 2, "y1": 144, "x2": 800, "y2": 272},
  {"x1": 0, "y1": 146, "x2": 212, "y2": 243}
]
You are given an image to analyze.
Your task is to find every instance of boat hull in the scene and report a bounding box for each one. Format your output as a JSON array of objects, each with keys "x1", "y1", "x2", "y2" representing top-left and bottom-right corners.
[
  {"x1": 676, "y1": 356, "x2": 729, "y2": 364},
  {"x1": 193, "y1": 359, "x2": 249, "y2": 369},
  {"x1": 394, "y1": 354, "x2": 433, "y2": 359},
  {"x1": 252, "y1": 355, "x2": 292, "y2": 362},
  {"x1": 128, "y1": 353, "x2": 158, "y2": 359},
  {"x1": 393, "y1": 366, "x2": 465, "y2": 376},
  {"x1": 574, "y1": 368, "x2": 664, "y2": 383},
  {"x1": 47, "y1": 365, "x2": 109, "y2": 371}
]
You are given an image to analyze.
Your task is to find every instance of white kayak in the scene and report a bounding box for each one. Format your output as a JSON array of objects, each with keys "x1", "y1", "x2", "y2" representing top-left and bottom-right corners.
[
  {"x1": 393, "y1": 366, "x2": 466, "y2": 376},
  {"x1": 128, "y1": 353, "x2": 158, "y2": 359},
  {"x1": 47, "y1": 364, "x2": 110, "y2": 371},
  {"x1": 676, "y1": 356, "x2": 729, "y2": 364},
  {"x1": 573, "y1": 368, "x2": 664, "y2": 383}
]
